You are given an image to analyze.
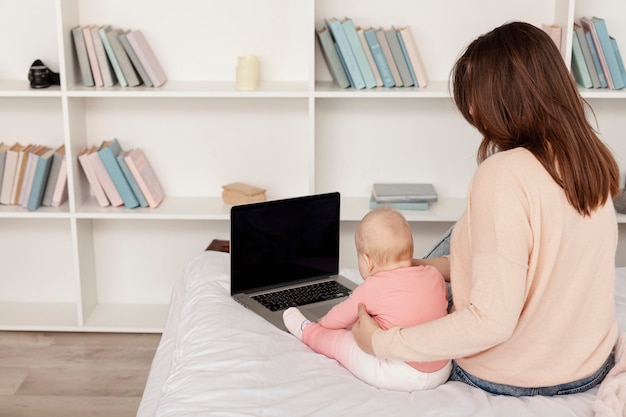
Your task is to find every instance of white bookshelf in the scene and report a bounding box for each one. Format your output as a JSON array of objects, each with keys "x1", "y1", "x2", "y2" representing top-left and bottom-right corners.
[{"x1": 1, "y1": 0, "x2": 625, "y2": 332}]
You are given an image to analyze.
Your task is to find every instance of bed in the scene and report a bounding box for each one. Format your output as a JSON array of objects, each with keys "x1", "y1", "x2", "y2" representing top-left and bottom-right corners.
[{"x1": 137, "y1": 250, "x2": 626, "y2": 417}]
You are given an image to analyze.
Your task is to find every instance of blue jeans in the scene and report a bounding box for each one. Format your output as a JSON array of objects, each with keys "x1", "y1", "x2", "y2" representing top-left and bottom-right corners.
[{"x1": 448, "y1": 353, "x2": 614, "y2": 396}]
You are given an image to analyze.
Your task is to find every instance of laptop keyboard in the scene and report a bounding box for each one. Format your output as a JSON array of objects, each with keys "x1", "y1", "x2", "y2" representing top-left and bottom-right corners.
[{"x1": 252, "y1": 281, "x2": 352, "y2": 312}]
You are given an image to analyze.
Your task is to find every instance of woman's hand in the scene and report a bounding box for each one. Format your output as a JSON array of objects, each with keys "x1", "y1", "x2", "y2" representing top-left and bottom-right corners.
[{"x1": 352, "y1": 303, "x2": 382, "y2": 355}]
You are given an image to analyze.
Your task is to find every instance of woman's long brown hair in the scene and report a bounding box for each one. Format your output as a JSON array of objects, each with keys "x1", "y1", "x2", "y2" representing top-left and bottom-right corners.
[{"x1": 451, "y1": 21, "x2": 619, "y2": 216}]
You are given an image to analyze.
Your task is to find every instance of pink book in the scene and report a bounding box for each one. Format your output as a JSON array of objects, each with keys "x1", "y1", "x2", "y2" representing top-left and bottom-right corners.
[
  {"x1": 83, "y1": 26, "x2": 104, "y2": 87},
  {"x1": 88, "y1": 141, "x2": 123, "y2": 206},
  {"x1": 124, "y1": 149, "x2": 164, "y2": 208},
  {"x1": 51, "y1": 157, "x2": 68, "y2": 207},
  {"x1": 78, "y1": 146, "x2": 110, "y2": 207},
  {"x1": 397, "y1": 26, "x2": 429, "y2": 88},
  {"x1": 125, "y1": 30, "x2": 167, "y2": 87}
]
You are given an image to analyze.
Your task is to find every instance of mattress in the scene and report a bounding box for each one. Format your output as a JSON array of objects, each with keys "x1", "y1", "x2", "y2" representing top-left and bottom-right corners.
[{"x1": 137, "y1": 251, "x2": 626, "y2": 417}]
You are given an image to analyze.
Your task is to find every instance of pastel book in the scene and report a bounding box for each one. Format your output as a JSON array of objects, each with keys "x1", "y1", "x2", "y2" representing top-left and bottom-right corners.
[
  {"x1": 0, "y1": 143, "x2": 7, "y2": 198},
  {"x1": 99, "y1": 25, "x2": 128, "y2": 87},
  {"x1": 580, "y1": 17, "x2": 624, "y2": 90},
  {"x1": 119, "y1": 31, "x2": 153, "y2": 87},
  {"x1": 573, "y1": 23, "x2": 601, "y2": 88},
  {"x1": 364, "y1": 28, "x2": 395, "y2": 88},
  {"x1": 396, "y1": 26, "x2": 428, "y2": 88},
  {"x1": 376, "y1": 28, "x2": 403, "y2": 87},
  {"x1": 42, "y1": 145, "x2": 66, "y2": 207},
  {"x1": 571, "y1": 29, "x2": 593, "y2": 88},
  {"x1": 585, "y1": 30, "x2": 608, "y2": 88},
  {"x1": 125, "y1": 30, "x2": 167, "y2": 87},
  {"x1": 10, "y1": 144, "x2": 34, "y2": 205},
  {"x1": 124, "y1": 148, "x2": 164, "y2": 208},
  {"x1": 71, "y1": 26, "x2": 95, "y2": 87},
  {"x1": 89, "y1": 141, "x2": 124, "y2": 207},
  {"x1": 77, "y1": 146, "x2": 110, "y2": 208},
  {"x1": 50, "y1": 157, "x2": 68, "y2": 208},
  {"x1": 83, "y1": 26, "x2": 103, "y2": 87},
  {"x1": 117, "y1": 150, "x2": 148, "y2": 208},
  {"x1": 27, "y1": 148, "x2": 55, "y2": 211},
  {"x1": 357, "y1": 27, "x2": 383, "y2": 87},
  {"x1": 326, "y1": 18, "x2": 365, "y2": 89},
  {"x1": 369, "y1": 195, "x2": 429, "y2": 211},
  {"x1": 340, "y1": 17, "x2": 377, "y2": 88},
  {"x1": 372, "y1": 183, "x2": 438, "y2": 203},
  {"x1": 384, "y1": 28, "x2": 414, "y2": 87},
  {"x1": 0, "y1": 143, "x2": 23, "y2": 204},
  {"x1": 98, "y1": 138, "x2": 140, "y2": 208},
  {"x1": 315, "y1": 26, "x2": 350, "y2": 89},
  {"x1": 106, "y1": 28, "x2": 141, "y2": 87},
  {"x1": 19, "y1": 145, "x2": 47, "y2": 207},
  {"x1": 91, "y1": 25, "x2": 117, "y2": 87}
]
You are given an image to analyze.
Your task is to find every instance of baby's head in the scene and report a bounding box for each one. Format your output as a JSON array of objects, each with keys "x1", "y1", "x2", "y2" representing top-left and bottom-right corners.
[{"x1": 355, "y1": 206, "x2": 414, "y2": 278}]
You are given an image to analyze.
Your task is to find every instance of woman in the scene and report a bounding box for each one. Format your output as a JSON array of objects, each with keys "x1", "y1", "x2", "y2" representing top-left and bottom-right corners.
[{"x1": 352, "y1": 21, "x2": 619, "y2": 396}]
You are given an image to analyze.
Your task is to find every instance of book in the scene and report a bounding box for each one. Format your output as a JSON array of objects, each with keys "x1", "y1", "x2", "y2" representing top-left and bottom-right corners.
[
  {"x1": 384, "y1": 28, "x2": 414, "y2": 87},
  {"x1": 98, "y1": 138, "x2": 140, "y2": 208},
  {"x1": 50, "y1": 156, "x2": 68, "y2": 208},
  {"x1": 19, "y1": 145, "x2": 47, "y2": 207},
  {"x1": 0, "y1": 143, "x2": 8, "y2": 199},
  {"x1": 0, "y1": 143, "x2": 23, "y2": 204},
  {"x1": 27, "y1": 148, "x2": 55, "y2": 211},
  {"x1": 611, "y1": 37, "x2": 626, "y2": 82},
  {"x1": 542, "y1": 23, "x2": 562, "y2": 51},
  {"x1": 571, "y1": 29, "x2": 593, "y2": 88},
  {"x1": 221, "y1": 182, "x2": 266, "y2": 205},
  {"x1": 315, "y1": 26, "x2": 350, "y2": 89},
  {"x1": 326, "y1": 18, "x2": 365, "y2": 89},
  {"x1": 125, "y1": 30, "x2": 167, "y2": 87},
  {"x1": 396, "y1": 26, "x2": 428, "y2": 88},
  {"x1": 71, "y1": 26, "x2": 95, "y2": 87},
  {"x1": 364, "y1": 28, "x2": 395, "y2": 88},
  {"x1": 369, "y1": 195, "x2": 429, "y2": 211},
  {"x1": 83, "y1": 26, "x2": 103, "y2": 87},
  {"x1": 106, "y1": 28, "x2": 141, "y2": 87},
  {"x1": 341, "y1": 18, "x2": 377, "y2": 89},
  {"x1": 42, "y1": 145, "x2": 66, "y2": 207},
  {"x1": 585, "y1": 30, "x2": 608, "y2": 88},
  {"x1": 119, "y1": 31, "x2": 153, "y2": 87},
  {"x1": 89, "y1": 140, "x2": 124, "y2": 206},
  {"x1": 117, "y1": 150, "x2": 148, "y2": 208},
  {"x1": 91, "y1": 25, "x2": 117, "y2": 87},
  {"x1": 124, "y1": 149, "x2": 164, "y2": 208},
  {"x1": 581, "y1": 17, "x2": 624, "y2": 90},
  {"x1": 574, "y1": 23, "x2": 601, "y2": 88},
  {"x1": 78, "y1": 146, "x2": 110, "y2": 207},
  {"x1": 10, "y1": 144, "x2": 34, "y2": 205},
  {"x1": 357, "y1": 27, "x2": 383, "y2": 87},
  {"x1": 375, "y1": 28, "x2": 403, "y2": 87},
  {"x1": 99, "y1": 25, "x2": 128, "y2": 87},
  {"x1": 372, "y1": 183, "x2": 438, "y2": 203}
]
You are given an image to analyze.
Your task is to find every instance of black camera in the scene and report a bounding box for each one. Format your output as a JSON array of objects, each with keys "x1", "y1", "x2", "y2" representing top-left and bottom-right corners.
[{"x1": 28, "y1": 59, "x2": 60, "y2": 89}]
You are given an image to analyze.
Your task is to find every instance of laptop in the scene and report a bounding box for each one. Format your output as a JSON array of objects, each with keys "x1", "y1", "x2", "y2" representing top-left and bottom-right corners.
[{"x1": 230, "y1": 192, "x2": 357, "y2": 331}]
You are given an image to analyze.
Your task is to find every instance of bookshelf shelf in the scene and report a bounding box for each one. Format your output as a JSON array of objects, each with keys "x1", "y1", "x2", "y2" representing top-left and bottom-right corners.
[{"x1": 1, "y1": 0, "x2": 626, "y2": 332}]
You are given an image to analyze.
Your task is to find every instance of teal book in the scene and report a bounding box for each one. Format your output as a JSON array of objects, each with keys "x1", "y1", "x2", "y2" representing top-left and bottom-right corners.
[
  {"x1": 585, "y1": 31, "x2": 608, "y2": 88},
  {"x1": 588, "y1": 17, "x2": 624, "y2": 90},
  {"x1": 611, "y1": 37, "x2": 626, "y2": 82},
  {"x1": 27, "y1": 148, "x2": 54, "y2": 211},
  {"x1": 571, "y1": 30, "x2": 593, "y2": 88},
  {"x1": 326, "y1": 18, "x2": 365, "y2": 89},
  {"x1": 574, "y1": 23, "x2": 600, "y2": 88},
  {"x1": 340, "y1": 18, "x2": 377, "y2": 89},
  {"x1": 369, "y1": 196, "x2": 429, "y2": 211},
  {"x1": 106, "y1": 28, "x2": 141, "y2": 87},
  {"x1": 117, "y1": 150, "x2": 148, "y2": 208},
  {"x1": 396, "y1": 29, "x2": 418, "y2": 87},
  {"x1": 99, "y1": 25, "x2": 128, "y2": 87},
  {"x1": 364, "y1": 28, "x2": 395, "y2": 87},
  {"x1": 384, "y1": 28, "x2": 414, "y2": 87},
  {"x1": 315, "y1": 26, "x2": 350, "y2": 89},
  {"x1": 98, "y1": 138, "x2": 140, "y2": 208}
]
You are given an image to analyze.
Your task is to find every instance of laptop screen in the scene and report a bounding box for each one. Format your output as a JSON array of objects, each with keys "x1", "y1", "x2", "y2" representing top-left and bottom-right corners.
[{"x1": 230, "y1": 192, "x2": 340, "y2": 294}]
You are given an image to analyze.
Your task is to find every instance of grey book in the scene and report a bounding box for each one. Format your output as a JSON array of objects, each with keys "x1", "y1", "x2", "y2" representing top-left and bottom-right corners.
[
  {"x1": 372, "y1": 183, "x2": 438, "y2": 202},
  {"x1": 71, "y1": 26, "x2": 95, "y2": 86},
  {"x1": 119, "y1": 31, "x2": 153, "y2": 87},
  {"x1": 384, "y1": 28, "x2": 414, "y2": 87},
  {"x1": 107, "y1": 28, "x2": 141, "y2": 87}
]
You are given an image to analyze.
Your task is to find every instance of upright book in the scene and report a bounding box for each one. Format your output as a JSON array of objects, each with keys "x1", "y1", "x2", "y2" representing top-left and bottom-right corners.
[
  {"x1": 571, "y1": 29, "x2": 593, "y2": 88},
  {"x1": 71, "y1": 26, "x2": 95, "y2": 87},
  {"x1": 19, "y1": 145, "x2": 47, "y2": 207},
  {"x1": 91, "y1": 25, "x2": 117, "y2": 87},
  {"x1": 396, "y1": 26, "x2": 428, "y2": 88},
  {"x1": 384, "y1": 28, "x2": 413, "y2": 87},
  {"x1": 10, "y1": 144, "x2": 34, "y2": 205},
  {"x1": 27, "y1": 148, "x2": 55, "y2": 211},
  {"x1": 0, "y1": 143, "x2": 8, "y2": 199},
  {"x1": 326, "y1": 18, "x2": 365, "y2": 89},
  {"x1": 42, "y1": 145, "x2": 66, "y2": 207},
  {"x1": 124, "y1": 148, "x2": 164, "y2": 208},
  {"x1": 580, "y1": 17, "x2": 624, "y2": 90},
  {"x1": 125, "y1": 30, "x2": 167, "y2": 87},
  {"x1": 364, "y1": 28, "x2": 395, "y2": 88},
  {"x1": 357, "y1": 27, "x2": 383, "y2": 87},
  {"x1": 573, "y1": 23, "x2": 601, "y2": 88},
  {"x1": 0, "y1": 143, "x2": 23, "y2": 204},
  {"x1": 83, "y1": 26, "x2": 103, "y2": 87},
  {"x1": 375, "y1": 28, "x2": 403, "y2": 87},
  {"x1": 340, "y1": 17, "x2": 377, "y2": 89},
  {"x1": 98, "y1": 138, "x2": 140, "y2": 208}
]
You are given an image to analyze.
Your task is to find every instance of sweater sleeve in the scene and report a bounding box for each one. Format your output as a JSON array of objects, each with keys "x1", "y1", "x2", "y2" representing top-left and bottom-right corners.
[
  {"x1": 372, "y1": 153, "x2": 531, "y2": 362},
  {"x1": 318, "y1": 284, "x2": 366, "y2": 329}
]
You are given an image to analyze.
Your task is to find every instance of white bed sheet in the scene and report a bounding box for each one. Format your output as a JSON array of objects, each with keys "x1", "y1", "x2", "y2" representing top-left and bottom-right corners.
[{"x1": 138, "y1": 251, "x2": 626, "y2": 417}]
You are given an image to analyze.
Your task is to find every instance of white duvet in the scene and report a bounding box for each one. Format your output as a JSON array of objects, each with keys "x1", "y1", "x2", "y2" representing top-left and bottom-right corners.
[{"x1": 138, "y1": 251, "x2": 626, "y2": 417}]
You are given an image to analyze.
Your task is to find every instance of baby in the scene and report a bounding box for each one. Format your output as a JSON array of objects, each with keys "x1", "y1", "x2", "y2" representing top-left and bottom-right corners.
[{"x1": 283, "y1": 206, "x2": 451, "y2": 391}]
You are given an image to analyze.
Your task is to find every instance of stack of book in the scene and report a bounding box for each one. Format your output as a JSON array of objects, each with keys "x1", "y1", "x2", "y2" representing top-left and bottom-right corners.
[
  {"x1": 71, "y1": 25, "x2": 167, "y2": 88},
  {"x1": 317, "y1": 17, "x2": 428, "y2": 89},
  {"x1": 0, "y1": 143, "x2": 67, "y2": 211},
  {"x1": 77, "y1": 139, "x2": 165, "y2": 209},
  {"x1": 571, "y1": 16, "x2": 626, "y2": 90},
  {"x1": 370, "y1": 183, "x2": 438, "y2": 211}
]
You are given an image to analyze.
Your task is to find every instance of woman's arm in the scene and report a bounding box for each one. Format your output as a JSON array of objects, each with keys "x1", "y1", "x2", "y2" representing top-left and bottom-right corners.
[{"x1": 413, "y1": 256, "x2": 450, "y2": 282}]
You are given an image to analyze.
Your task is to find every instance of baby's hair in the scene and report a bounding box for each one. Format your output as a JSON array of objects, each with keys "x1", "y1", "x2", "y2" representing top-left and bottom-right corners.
[{"x1": 355, "y1": 206, "x2": 413, "y2": 267}]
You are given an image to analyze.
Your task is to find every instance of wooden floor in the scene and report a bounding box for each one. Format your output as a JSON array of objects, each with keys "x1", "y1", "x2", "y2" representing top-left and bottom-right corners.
[{"x1": 0, "y1": 331, "x2": 161, "y2": 417}]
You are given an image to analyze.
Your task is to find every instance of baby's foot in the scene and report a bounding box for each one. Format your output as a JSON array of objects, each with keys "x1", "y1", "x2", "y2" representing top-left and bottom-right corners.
[{"x1": 283, "y1": 307, "x2": 311, "y2": 340}]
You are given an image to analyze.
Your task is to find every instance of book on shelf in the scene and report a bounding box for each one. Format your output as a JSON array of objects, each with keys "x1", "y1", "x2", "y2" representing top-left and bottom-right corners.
[
  {"x1": 98, "y1": 138, "x2": 140, "y2": 208},
  {"x1": 119, "y1": 31, "x2": 154, "y2": 87},
  {"x1": 26, "y1": 148, "x2": 55, "y2": 211},
  {"x1": 42, "y1": 145, "x2": 67, "y2": 208},
  {"x1": 396, "y1": 26, "x2": 428, "y2": 88},
  {"x1": 83, "y1": 26, "x2": 104, "y2": 87},
  {"x1": 106, "y1": 28, "x2": 141, "y2": 87},
  {"x1": 611, "y1": 37, "x2": 626, "y2": 82},
  {"x1": 375, "y1": 28, "x2": 403, "y2": 87},
  {"x1": 0, "y1": 143, "x2": 23, "y2": 205},
  {"x1": 326, "y1": 17, "x2": 365, "y2": 89},
  {"x1": 19, "y1": 145, "x2": 47, "y2": 207},
  {"x1": 50, "y1": 155, "x2": 68, "y2": 208},
  {"x1": 0, "y1": 143, "x2": 8, "y2": 200},
  {"x1": 71, "y1": 26, "x2": 95, "y2": 87},
  {"x1": 542, "y1": 23, "x2": 562, "y2": 52},
  {"x1": 384, "y1": 28, "x2": 414, "y2": 87},
  {"x1": 117, "y1": 150, "x2": 148, "y2": 208},
  {"x1": 573, "y1": 23, "x2": 601, "y2": 88},
  {"x1": 91, "y1": 25, "x2": 117, "y2": 87},
  {"x1": 124, "y1": 148, "x2": 164, "y2": 208},
  {"x1": 357, "y1": 27, "x2": 383, "y2": 87},
  {"x1": 571, "y1": 29, "x2": 593, "y2": 88},
  {"x1": 89, "y1": 140, "x2": 124, "y2": 207},
  {"x1": 369, "y1": 195, "x2": 429, "y2": 211},
  {"x1": 316, "y1": 26, "x2": 350, "y2": 89},
  {"x1": 99, "y1": 25, "x2": 129, "y2": 87},
  {"x1": 584, "y1": 29, "x2": 608, "y2": 88},
  {"x1": 10, "y1": 144, "x2": 34, "y2": 205},
  {"x1": 580, "y1": 17, "x2": 624, "y2": 90},
  {"x1": 341, "y1": 17, "x2": 377, "y2": 89},
  {"x1": 363, "y1": 28, "x2": 395, "y2": 88},
  {"x1": 372, "y1": 183, "x2": 438, "y2": 203},
  {"x1": 125, "y1": 30, "x2": 167, "y2": 87},
  {"x1": 78, "y1": 145, "x2": 110, "y2": 207}
]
